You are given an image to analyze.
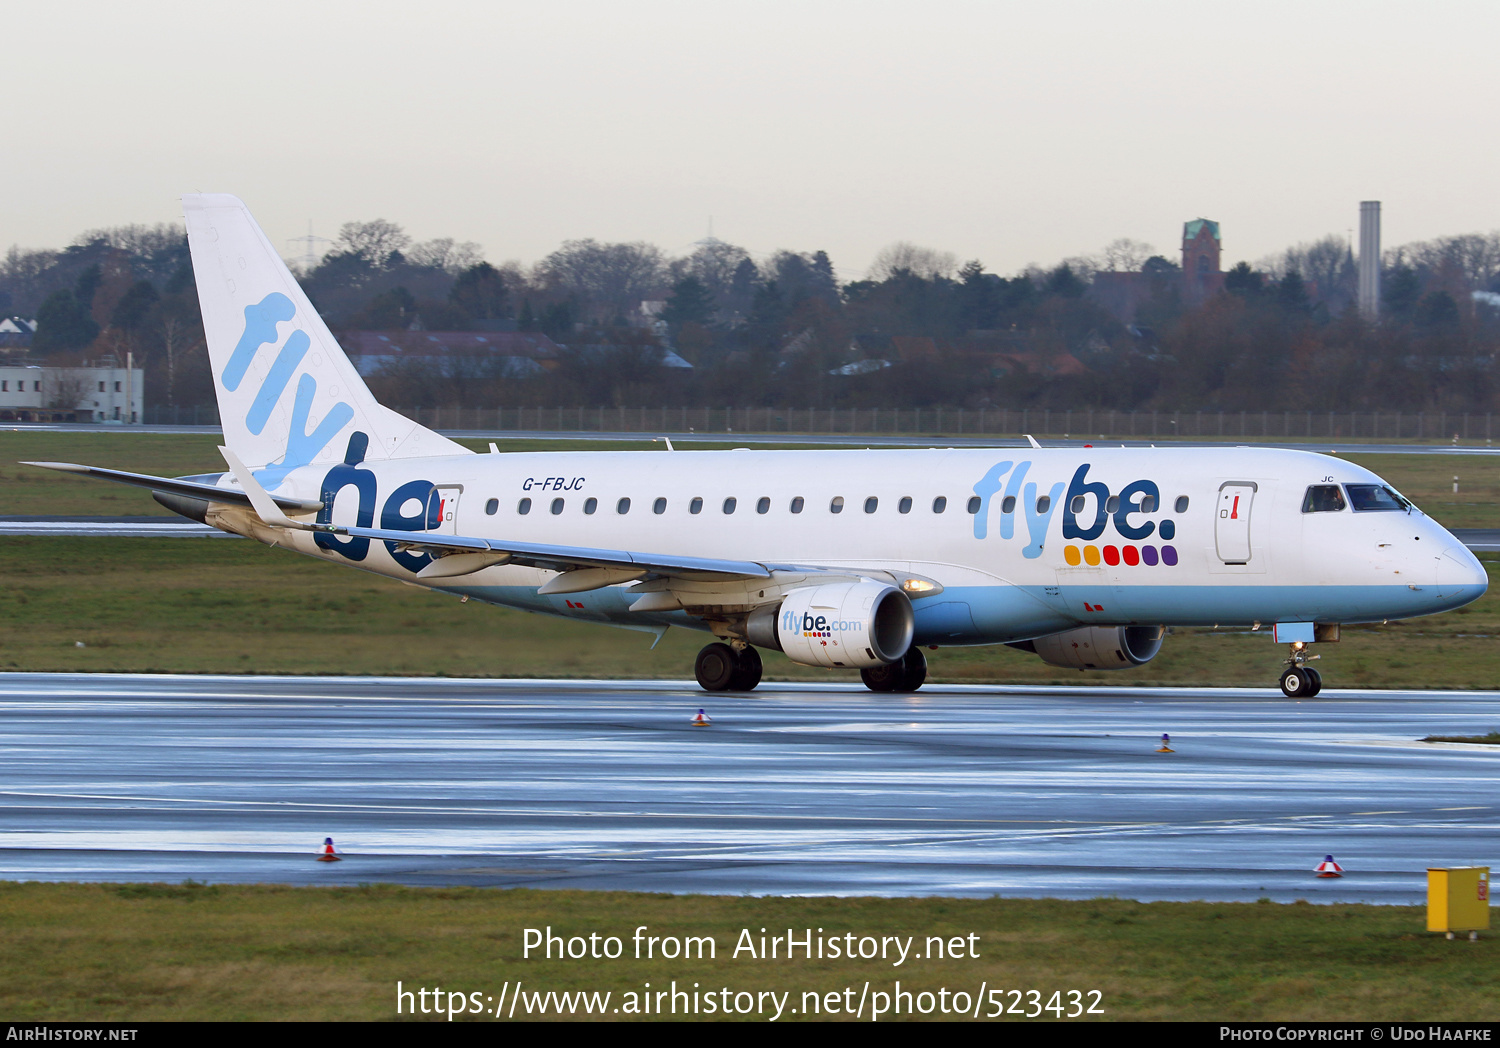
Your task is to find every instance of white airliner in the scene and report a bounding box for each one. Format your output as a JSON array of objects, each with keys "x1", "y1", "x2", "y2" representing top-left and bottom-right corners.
[{"x1": 31, "y1": 196, "x2": 1489, "y2": 696}]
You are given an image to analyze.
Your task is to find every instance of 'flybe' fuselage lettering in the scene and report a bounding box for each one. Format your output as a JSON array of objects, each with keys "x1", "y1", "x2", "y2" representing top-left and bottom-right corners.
[{"x1": 973, "y1": 460, "x2": 1166, "y2": 559}]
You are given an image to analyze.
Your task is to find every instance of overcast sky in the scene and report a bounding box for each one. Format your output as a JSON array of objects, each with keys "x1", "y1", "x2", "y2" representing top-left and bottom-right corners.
[{"x1": 6, "y1": 1, "x2": 1498, "y2": 279}]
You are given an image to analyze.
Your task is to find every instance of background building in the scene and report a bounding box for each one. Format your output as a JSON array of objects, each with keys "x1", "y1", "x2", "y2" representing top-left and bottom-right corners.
[{"x1": 0, "y1": 361, "x2": 144, "y2": 422}]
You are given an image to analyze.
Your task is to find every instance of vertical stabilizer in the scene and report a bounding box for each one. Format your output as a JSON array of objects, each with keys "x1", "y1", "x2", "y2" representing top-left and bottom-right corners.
[{"x1": 183, "y1": 194, "x2": 469, "y2": 486}]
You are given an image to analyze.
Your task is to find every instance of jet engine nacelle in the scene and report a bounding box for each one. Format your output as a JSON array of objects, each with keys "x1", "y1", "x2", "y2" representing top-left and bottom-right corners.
[
  {"x1": 1011, "y1": 625, "x2": 1165, "y2": 670},
  {"x1": 747, "y1": 580, "x2": 914, "y2": 669}
]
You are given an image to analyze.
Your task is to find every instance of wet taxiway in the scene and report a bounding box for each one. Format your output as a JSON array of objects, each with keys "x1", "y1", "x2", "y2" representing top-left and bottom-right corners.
[{"x1": 0, "y1": 674, "x2": 1494, "y2": 901}]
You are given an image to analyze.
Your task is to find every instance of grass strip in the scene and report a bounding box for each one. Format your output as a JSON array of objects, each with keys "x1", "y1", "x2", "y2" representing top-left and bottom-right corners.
[
  {"x1": 1, "y1": 537, "x2": 1499, "y2": 689},
  {"x1": 0, "y1": 885, "x2": 1493, "y2": 1021}
]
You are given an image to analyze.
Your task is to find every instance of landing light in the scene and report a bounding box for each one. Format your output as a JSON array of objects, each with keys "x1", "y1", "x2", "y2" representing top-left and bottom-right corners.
[{"x1": 902, "y1": 578, "x2": 940, "y2": 595}]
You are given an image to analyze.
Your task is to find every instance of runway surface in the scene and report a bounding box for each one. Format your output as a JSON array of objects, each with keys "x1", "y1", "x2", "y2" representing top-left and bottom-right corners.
[{"x1": 0, "y1": 673, "x2": 1495, "y2": 902}]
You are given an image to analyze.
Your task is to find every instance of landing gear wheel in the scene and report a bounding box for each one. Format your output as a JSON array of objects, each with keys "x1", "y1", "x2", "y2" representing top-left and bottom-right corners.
[
  {"x1": 1279, "y1": 666, "x2": 1312, "y2": 698},
  {"x1": 893, "y1": 647, "x2": 927, "y2": 693},
  {"x1": 728, "y1": 645, "x2": 762, "y2": 691},
  {"x1": 695, "y1": 643, "x2": 737, "y2": 691},
  {"x1": 1303, "y1": 666, "x2": 1322, "y2": 697},
  {"x1": 861, "y1": 647, "x2": 928, "y2": 693}
]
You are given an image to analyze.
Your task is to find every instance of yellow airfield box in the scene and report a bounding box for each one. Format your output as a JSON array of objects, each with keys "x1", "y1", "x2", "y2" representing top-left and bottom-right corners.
[{"x1": 1427, "y1": 867, "x2": 1490, "y2": 933}]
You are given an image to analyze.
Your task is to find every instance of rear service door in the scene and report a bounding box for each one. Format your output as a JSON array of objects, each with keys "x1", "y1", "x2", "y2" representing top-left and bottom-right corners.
[
  {"x1": 1215, "y1": 482, "x2": 1256, "y2": 564},
  {"x1": 428, "y1": 485, "x2": 463, "y2": 534}
]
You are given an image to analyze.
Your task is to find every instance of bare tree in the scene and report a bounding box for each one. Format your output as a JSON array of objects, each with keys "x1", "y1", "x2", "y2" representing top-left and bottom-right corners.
[
  {"x1": 539, "y1": 240, "x2": 669, "y2": 320},
  {"x1": 44, "y1": 370, "x2": 89, "y2": 412},
  {"x1": 408, "y1": 238, "x2": 485, "y2": 274},
  {"x1": 335, "y1": 220, "x2": 411, "y2": 266},
  {"x1": 867, "y1": 242, "x2": 958, "y2": 281},
  {"x1": 73, "y1": 223, "x2": 183, "y2": 257},
  {"x1": 1398, "y1": 232, "x2": 1500, "y2": 292},
  {"x1": 1101, "y1": 238, "x2": 1155, "y2": 273},
  {"x1": 670, "y1": 238, "x2": 751, "y2": 304}
]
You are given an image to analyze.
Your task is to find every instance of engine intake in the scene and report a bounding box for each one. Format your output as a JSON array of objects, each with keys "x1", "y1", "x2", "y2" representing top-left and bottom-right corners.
[
  {"x1": 747, "y1": 580, "x2": 914, "y2": 669},
  {"x1": 1010, "y1": 625, "x2": 1164, "y2": 670}
]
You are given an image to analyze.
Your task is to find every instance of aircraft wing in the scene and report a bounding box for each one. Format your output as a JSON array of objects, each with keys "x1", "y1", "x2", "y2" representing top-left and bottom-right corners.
[
  {"x1": 23, "y1": 461, "x2": 323, "y2": 512},
  {"x1": 334, "y1": 523, "x2": 774, "y2": 582}
]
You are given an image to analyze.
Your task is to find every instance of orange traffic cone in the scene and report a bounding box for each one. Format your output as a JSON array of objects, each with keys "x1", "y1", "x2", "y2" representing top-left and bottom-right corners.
[
  {"x1": 692, "y1": 708, "x2": 711, "y2": 727},
  {"x1": 317, "y1": 837, "x2": 342, "y2": 862},
  {"x1": 1156, "y1": 733, "x2": 1174, "y2": 752},
  {"x1": 1315, "y1": 855, "x2": 1343, "y2": 877}
]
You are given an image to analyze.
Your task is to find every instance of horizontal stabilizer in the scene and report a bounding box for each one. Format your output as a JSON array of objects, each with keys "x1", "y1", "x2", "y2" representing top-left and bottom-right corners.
[{"x1": 23, "y1": 461, "x2": 322, "y2": 512}]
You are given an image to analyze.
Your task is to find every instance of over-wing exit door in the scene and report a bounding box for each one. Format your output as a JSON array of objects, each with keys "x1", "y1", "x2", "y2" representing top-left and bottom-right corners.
[{"x1": 1215, "y1": 482, "x2": 1256, "y2": 564}]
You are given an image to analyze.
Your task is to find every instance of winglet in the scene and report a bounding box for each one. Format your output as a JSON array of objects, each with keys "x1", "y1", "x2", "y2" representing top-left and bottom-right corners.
[
  {"x1": 1025, "y1": 434, "x2": 1042, "y2": 449},
  {"x1": 219, "y1": 446, "x2": 304, "y2": 529}
]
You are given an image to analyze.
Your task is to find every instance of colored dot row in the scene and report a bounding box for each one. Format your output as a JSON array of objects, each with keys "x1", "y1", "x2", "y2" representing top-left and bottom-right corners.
[{"x1": 1064, "y1": 544, "x2": 1179, "y2": 567}]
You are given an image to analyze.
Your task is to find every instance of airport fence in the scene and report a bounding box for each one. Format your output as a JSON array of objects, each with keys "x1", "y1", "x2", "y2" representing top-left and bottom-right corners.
[{"x1": 141, "y1": 404, "x2": 1500, "y2": 442}]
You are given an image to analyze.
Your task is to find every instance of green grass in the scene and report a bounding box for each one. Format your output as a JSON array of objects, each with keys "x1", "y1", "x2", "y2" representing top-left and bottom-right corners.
[
  {"x1": 0, "y1": 886, "x2": 1492, "y2": 1021},
  {"x1": 0, "y1": 537, "x2": 1498, "y2": 688}
]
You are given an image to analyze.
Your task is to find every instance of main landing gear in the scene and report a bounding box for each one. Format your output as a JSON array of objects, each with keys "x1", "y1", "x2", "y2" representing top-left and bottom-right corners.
[
  {"x1": 1279, "y1": 642, "x2": 1323, "y2": 698},
  {"x1": 860, "y1": 647, "x2": 928, "y2": 693},
  {"x1": 695, "y1": 642, "x2": 762, "y2": 692}
]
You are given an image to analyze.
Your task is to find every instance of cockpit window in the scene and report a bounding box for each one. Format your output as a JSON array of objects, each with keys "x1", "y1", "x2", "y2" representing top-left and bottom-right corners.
[
  {"x1": 1345, "y1": 484, "x2": 1412, "y2": 512},
  {"x1": 1302, "y1": 485, "x2": 1346, "y2": 513}
]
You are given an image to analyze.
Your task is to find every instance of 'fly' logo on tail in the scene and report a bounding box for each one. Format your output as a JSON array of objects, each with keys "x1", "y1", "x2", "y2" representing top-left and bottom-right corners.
[{"x1": 222, "y1": 292, "x2": 354, "y2": 488}]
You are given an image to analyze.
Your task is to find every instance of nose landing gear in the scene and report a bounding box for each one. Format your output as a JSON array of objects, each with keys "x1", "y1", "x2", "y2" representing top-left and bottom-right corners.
[{"x1": 1279, "y1": 642, "x2": 1323, "y2": 697}]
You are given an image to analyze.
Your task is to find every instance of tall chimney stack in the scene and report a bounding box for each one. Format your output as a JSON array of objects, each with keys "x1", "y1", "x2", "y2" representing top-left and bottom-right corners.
[{"x1": 1359, "y1": 201, "x2": 1381, "y2": 319}]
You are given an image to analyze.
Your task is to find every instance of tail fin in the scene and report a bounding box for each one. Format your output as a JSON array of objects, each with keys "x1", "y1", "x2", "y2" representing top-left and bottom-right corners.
[{"x1": 182, "y1": 194, "x2": 469, "y2": 486}]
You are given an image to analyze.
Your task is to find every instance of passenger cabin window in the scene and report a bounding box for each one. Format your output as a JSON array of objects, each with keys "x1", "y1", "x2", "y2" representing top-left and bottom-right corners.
[
  {"x1": 1105, "y1": 495, "x2": 1120, "y2": 514},
  {"x1": 1036, "y1": 495, "x2": 1052, "y2": 513},
  {"x1": 1141, "y1": 495, "x2": 1157, "y2": 512},
  {"x1": 967, "y1": 496, "x2": 981, "y2": 514},
  {"x1": 723, "y1": 497, "x2": 737, "y2": 514},
  {"x1": 757, "y1": 497, "x2": 770, "y2": 514},
  {"x1": 864, "y1": 497, "x2": 878, "y2": 513},
  {"x1": 790, "y1": 497, "x2": 804, "y2": 513},
  {"x1": 517, "y1": 498, "x2": 532, "y2": 515},
  {"x1": 1001, "y1": 496, "x2": 1016, "y2": 514},
  {"x1": 898, "y1": 496, "x2": 912, "y2": 514},
  {"x1": 690, "y1": 497, "x2": 703, "y2": 514},
  {"x1": 485, "y1": 498, "x2": 499, "y2": 515},
  {"x1": 1346, "y1": 484, "x2": 1411, "y2": 512},
  {"x1": 830, "y1": 496, "x2": 844, "y2": 514},
  {"x1": 653, "y1": 497, "x2": 667, "y2": 514},
  {"x1": 551, "y1": 498, "x2": 564, "y2": 514},
  {"x1": 584, "y1": 497, "x2": 597, "y2": 514},
  {"x1": 1302, "y1": 485, "x2": 1346, "y2": 513},
  {"x1": 932, "y1": 496, "x2": 947, "y2": 513},
  {"x1": 1070, "y1": 495, "x2": 1086, "y2": 513},
  {"x1": 1174, "y1": 496, "x2": 1190, "y2": 513},
  {"x1": 617, "y1": 497, "x2": 631, "y2": 514}
]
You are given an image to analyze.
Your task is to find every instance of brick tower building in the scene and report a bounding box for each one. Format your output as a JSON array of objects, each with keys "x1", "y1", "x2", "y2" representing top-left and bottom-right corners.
[{"x1": 1181, "y1": 218, "x2": 1224, "y2": 306}]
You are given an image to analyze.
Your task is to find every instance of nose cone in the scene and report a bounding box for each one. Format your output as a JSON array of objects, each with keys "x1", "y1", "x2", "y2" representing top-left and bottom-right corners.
[{"x1": 1436, "y1": 544, "x2": 1488, "y2": 610}]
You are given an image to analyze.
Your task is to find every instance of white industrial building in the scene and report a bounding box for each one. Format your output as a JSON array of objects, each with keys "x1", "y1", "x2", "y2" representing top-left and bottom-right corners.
[{"x1": 0, "y1": 363, "x2": 144, "y2": 423}]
